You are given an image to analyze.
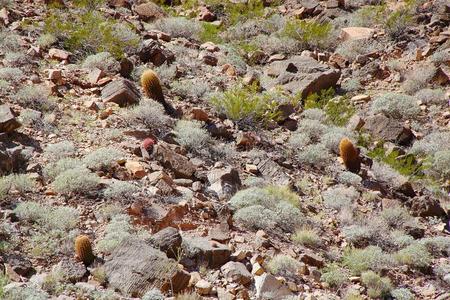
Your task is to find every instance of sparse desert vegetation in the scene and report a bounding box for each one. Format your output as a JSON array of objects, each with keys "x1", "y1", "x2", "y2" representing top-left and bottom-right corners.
[{"x1": 0, "y1": 0, "x2": 448, "y2": 299}]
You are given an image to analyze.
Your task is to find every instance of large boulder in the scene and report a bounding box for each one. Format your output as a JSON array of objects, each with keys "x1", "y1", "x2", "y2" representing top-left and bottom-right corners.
[
  {"x1": 104, "y1": 237, "x2": 190, "y2": 297},
  {"x1": 363, "y1": 114, "x2": 414, "y2": 145},
  {"x1": 147, "y1": 227, "x2": 182, "y2": 258},
  {"x1": 0, "y1": 105, "x2": 21, "y2": 133},
  {"x1": 182, "y1": 237, "x2": 231, "y2": 268},
  {"x1": 264, "y1": 56, "x2": 340, "y2": 98}
]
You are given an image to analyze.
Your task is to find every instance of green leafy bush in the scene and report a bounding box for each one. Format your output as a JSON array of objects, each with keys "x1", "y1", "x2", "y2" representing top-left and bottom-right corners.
[
  {"x1": 395, "y1": 243, "x2": 432, "y2": 269},
  {"x1": 281, "y1": 19, "x2": 332, "y2": 49},
  {"x1": 360, "y1": 271, "x2": 392, "y2": 299},
  {"x1": 210, "y1": 83, "x2": 283, "y2": 124},
  {"x1": 267, "y1": 255, "x2": 302, "y2": 278},
  {"x1": 321, "y1": 263, "x2": 349, "y2": 287},
  {"x1": 343, "y1": 246, "x2": 395, "y2": 275},
  {"x1": 43, "y1": 9, "x2": 139, "y2": 58},
  {"x1": 325, "y1": 96, "x2": 355, "y2": 126},
  {"x1": 292, "y1": 228, "x2": 322, "y2": 248}
]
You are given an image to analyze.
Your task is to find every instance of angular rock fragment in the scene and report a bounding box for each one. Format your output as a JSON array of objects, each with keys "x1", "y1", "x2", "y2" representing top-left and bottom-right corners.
[{"x1": 101, "y1": 79, "x2": 140, "y2": 107}]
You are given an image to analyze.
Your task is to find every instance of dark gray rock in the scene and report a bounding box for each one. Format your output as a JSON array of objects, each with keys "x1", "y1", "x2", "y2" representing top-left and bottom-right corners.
[
  {"x1": 182, "y1": 237, "x2": 231, "y2": 268},
  {"x1": 137, "y1": 39, "x2": 175, "y2": 67},
  {"x1": 6, "y1": 254, "x2": 34, "y2": 277},
  {"x1": 207, "y1": 166, "x2": 241, "y2": 200},
  {"x1": 265, "y1": 56, "x2": 340, "y2": 98},
  {"x1": 104, "y1": 237, "x2": 190, "y2": 297},
  {"x1": 101, "y1": 79, "x2": 140, "y2": 107},
  {"x1": 363, "y1": 114, "x2": 414, "y2": 145},
  {"x1": 54, "y1": 258, "x2": 87, "y2": 283},
  {"x1": 148, "y1": 227, "x2": 182, "y2": 259}
]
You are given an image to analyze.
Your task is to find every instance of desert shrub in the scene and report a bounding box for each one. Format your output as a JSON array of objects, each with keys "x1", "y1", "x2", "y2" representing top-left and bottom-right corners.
[
  {"x1": 292, "y1": 228, "x2": 322, "y2": 248},
  {"x1": 0, "y1": 79, "x2": 8, "y2": 93},
  {"x1": 402, "y1": 65, "x2": 436, "y2": 94},
  {"x1": 97, "y1": 214, "x2": 132, "y2": 254},
  {"x1": 360, "y1": 271, "x2": 392, "y2": 299},
  {"x1": 384, "y1": 8, "x2": 414, "y2": 39},
  {"x1": 53, "y1": 167, "x2": 100, "y2": 195},
  {"x1": 209, "y1": 83, "x2": 283, "y2": 124},
  {"x1": 419, "y1": 236, "x2": 450, "y2": 256},
  {"x1": 380, "y1": 206, "x2": 414, "y2": 229},
  {"x1": 3, "y1": 174, "x2": 35, "y2": 194},
  {"x1": 415, "y1": 88, "x2": 446, "y2": 105},
  {"x1": 430, "y1": 150, "x2": 450, "y2": 180},
  {"x1": 43, "y1": 9, "x2": 139, "y2": 58},
  {"x1": 253, "y1": 35, "x2": 300, "y2": 55},
  {"x1": 390, "y1": 231, "x2": 414, "y2": 249},
  {"x1": 28, "y1": 228, "x2": 78, "y2": 258},
  {"x1": 174, "y1": 120, "x2": 211, "y2": 151},
  {"x1": 217, "y1": 45, "x2": 248, "y2": 75},
  {"x1": 15, "y1": 85, "x2": 54, "y2": 111},
  {"x1": 294, "y1": 119, "x2": 328, "y2": 143},
  {"x1": 337, "y1": 171, "x2": 362, "y2": 186},
  {"x1": 297, "y1": 144, "x2": 332, "y2": 167},
  {"x1": 82, "y1": 147, "x2": 123, "y2": 171},
  {"x1": 232, "y1": 205, "x2": 275, "y2": 230},
  {"x1": 324, "y1": 96, "x2": 355, "y2": 126},
  {"x1": 3, "y1": 52, "x2": 30, "y2": 68},
  {"x1": 123, "y1": 100, "x2": 171, "y2": 134},
  {"x1": 371, "y1": 161, "x2": 408, "y2": 187},
  {"x1": 171, "y1": 79, "x2": 211, "y2": 100},
  {"x1": 267, "y1": 255, "x2": 302, "y2": 278},
  {"x1": 0, "y1": 30, "x2": 21, "y2": 51},
  {"x1": 44, "y1": 141, "x2": 75, "y2": 161},
  {"x1": 3, "y1": 285, "x2": 49, "y2": 300},
  {"x1": 43, "y1": 158, "x2": 80, "y2": 181},
  {"x1": 81, "y1": 52, "x2": 120, "y2": 74},
  {"x1": 36, "y1": 33, "x2": 57, "y2": 48},
  {"x1": 343, "y1": 246, "x2": 395, "y2": 275},
  {"x1": 321, "y1": 263, "x2": 349, "y2": 287},
  {"x1": 301, "y1": 108, "x2": 326, "y2": 122},
  {"x1": 341, "y1": 78, "x2": 362, "y2": 93},
  {"x1": 336, "y1": 39, "x2": 383, "y2": 61},
  {"x1": 322, "y1": 185, "x2": 359, "y2": 211},
  {"x1": 370, "y1": 92, "x2": 420, "y2": 119},
  {"x1": 430, "y1": 49, "x2": 450, "y2": 66},
  {"x1": 280, "y1": 19, "x2": 332, "y2": 49},
  {"x1": 153, "y1": 17, "x2": 201, "y2": 39},
  {"x1": 14, "y1": 202, "x2": 78, "y2": 231},
  {"x1": 391, "y1": 288, "x2": 414, "y2": 300},
  {"x1": 153, "y1": 63, "x2": 177, "y2": 83},
  {"x1": 142, "y1": 289, "x2": 165, "y2": 300},
  {"x1": 229, "y1": 186, "x2": 304, "y2": 232},
  {"x1": 0, "y1": 67, "x2": 24, "y2": 83},
  {"x1": 103, "y1": 181, "x2": 139, "y2": 201},
  {"x1": 348, "y1": 4, "x2": 387, "y2": 27},
  {"x1": 304, "y1": 87, "x2": 336, "y2": 110},
  {"x1": 410, "y1": 131, "x2": 450, "y2": 156},
  {"x1": 395, "y1": 243, "x2": 432, "y2": 269}
]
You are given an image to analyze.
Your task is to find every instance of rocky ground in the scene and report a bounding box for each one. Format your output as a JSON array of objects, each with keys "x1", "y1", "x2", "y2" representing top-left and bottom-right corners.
[{"x1": 0, "y1": 0, "x2": 449, "y2": 299}]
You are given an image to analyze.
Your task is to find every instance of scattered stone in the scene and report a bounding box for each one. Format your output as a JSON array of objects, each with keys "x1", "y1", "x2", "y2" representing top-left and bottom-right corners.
[
  {"x1": 207, "y1": 166, "x2": 241, "y2": 199},
  {"x1": 53, "y1": 258, "x2": 87, "y2": 283},
  {"x1": 252, "y1": 262, "x2": 264, "y2": 276},
  {"x1": 147, "y1": 227, "x2": 182, "y2": 259},
  {"x1": 346, "y1": 114, "x2": 365, "y2": 131},
  {"x1": 0, "y1": 105, "x2": 21, "y2": 133},
  {"x1": 409, "y1": 196, "x2": 446, "y2": 218},
  {"x1": 101, "y1": 79, "x2": 140, "y2": 107},
  {"x1": 104, "y1": 237, "x2": 190, "y2": 297},
  {"x1": 265, "y1": 56, "x2": 340, "y2": 98},
  {"x1": 198, "y1": 6, "x2": 216, "y2": 22},
  {"x1": 87, "y1": 68, "x2": 105, "y2": 85},
  {"x1": 341, "y1": 27, "x2": 376, "y2": 41},
  {"x1": 195, "y1": 279, "x2": 212, "y2": 295},
  {"x1": 221, "y1": 261, "x2": 252, "y2": 285},
  {"x1": 363, "y1": 114, "x2": 414, "y2": 145},
  {"x1": 134, "y1": 2, "x2": 165, "y2": 21},
  {"x1": 183, "y1": 237, "x2": 231, "y2": 268},
  {"x1": 255, "y1": 273, "x2": 292, "y2": 299},
  {"x1": 138, "y1": 39, "x2": 174, "y2": 67},
  {"x1": 351, "y1": 94, "x2": 371, "y2": 103},
  {"x1": 152, "y1": 142, "x2": 196, "y2": 179},
  {"x1": 125, "y1": 160, "x2": 147, "y2": 179},
  {"x1": 199, "y1": 51, "x2": 218, "y2": 66},
  {"x1": 300, "y1": 252, "x2": 325, "y2": 268},
  {"x1": 48, "y1": 48, "x2": 71, "y2": 61},
  {"x1": 6, "y1": 255, "x2": 34, "y2": 277}
]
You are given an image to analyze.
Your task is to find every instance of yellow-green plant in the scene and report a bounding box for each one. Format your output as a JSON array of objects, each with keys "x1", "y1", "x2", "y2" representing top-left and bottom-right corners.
[{"x1": 281, "y1": 19, "x2": 332, "y2": 49}]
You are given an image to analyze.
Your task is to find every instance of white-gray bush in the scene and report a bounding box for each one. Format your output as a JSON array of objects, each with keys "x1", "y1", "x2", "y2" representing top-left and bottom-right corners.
[
  {"x1": 44, "y1": 141, "x2": 76, "y2": 161},
  {"x1": 410, "y1": 131, "x2": 450, "y2": 156},
  {"x1": 415, "y1": 88, "x2": 446, "y2": 105},
  {"x1": 153, "y1": 17, "x2": 201, "y2": 39},
  {"x1": 174, "y1": 120, "x2": 210, "y2": 152},
  {"x1": 0, "y1": 67, "x2": 24, "y2": 83},
  {"x1": 82, "y1": 52, "x2": 120, "y2": 74},
  {"x1": 301, "y1": 108, "x2": 326, "y2": 122},
  {"x1": 103, "y1": 180, "x2": 139, "y2": 201},
  {"x1": 15, "y1": 85, "x2": 54, "y2": 111},
  {"x1": 53, "y1": 167, "x2": 100, "y2": 195},
  {"x1": 82, "y1": 147, "x2": 123, "y2": 171},
  {"x1": 370, "y1": 92, "x2": 420, "y2": 119},
  {"x1": 43, "y1": 158, "x2": 80, "y2": 181},
  {"x1": 430, "y1": 150, "x2": 450, "y2": 180},
  {"x1": 97, "y1": 214, "x2": 132, "y2": 254},
  {"x1": 402, "y1": 65, "x2": 436, "y2": 95},
  {"x1": 123, "y1": 100, "x2": 171, "y2": 132},
  {"x1": 322, "y1": 185, "x2": 359, "y2": 210},
  {"x1": 337, "y1": 171, "x2": 362, "y2": 186}
]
